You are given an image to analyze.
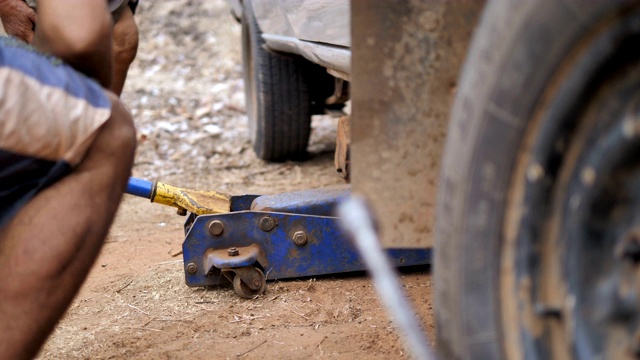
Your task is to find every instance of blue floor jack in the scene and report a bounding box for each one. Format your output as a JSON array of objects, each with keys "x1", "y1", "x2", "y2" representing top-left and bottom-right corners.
[{"x1": 125, "y1": 177, "x2": 430, "y2": 298}]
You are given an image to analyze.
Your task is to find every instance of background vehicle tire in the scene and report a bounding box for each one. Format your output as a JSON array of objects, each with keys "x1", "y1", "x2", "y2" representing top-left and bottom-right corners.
[
  {"x1": 435, "y1": 1, "x2": 640, "y2": 359},
  {"x1": 241, "y1": 0, "x2": 334, "y2": 161}
]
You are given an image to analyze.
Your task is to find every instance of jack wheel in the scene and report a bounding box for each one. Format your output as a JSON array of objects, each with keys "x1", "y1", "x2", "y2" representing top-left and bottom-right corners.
[{"x1": 232, "y1": 267, "x2": 266, "y2": 299}]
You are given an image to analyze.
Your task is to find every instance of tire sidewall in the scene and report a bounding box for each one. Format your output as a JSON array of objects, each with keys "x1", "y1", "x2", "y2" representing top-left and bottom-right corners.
[{"x1": 435, "y1": 1, "x2": 637, "y2": 359}]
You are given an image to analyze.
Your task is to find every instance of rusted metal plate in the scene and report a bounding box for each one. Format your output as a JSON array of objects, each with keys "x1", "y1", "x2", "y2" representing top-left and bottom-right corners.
[{"x1": 350, "y1": 0, "x2": 483, "y2": 248}]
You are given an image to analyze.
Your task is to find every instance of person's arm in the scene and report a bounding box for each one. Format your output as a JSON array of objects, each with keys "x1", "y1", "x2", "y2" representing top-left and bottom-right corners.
[
  {"x1": 32, "y1": 0, "x2": 113, "y2": 88},
  {"x1": 0, "y1": 0, "x2": 36, "y2": 43}
]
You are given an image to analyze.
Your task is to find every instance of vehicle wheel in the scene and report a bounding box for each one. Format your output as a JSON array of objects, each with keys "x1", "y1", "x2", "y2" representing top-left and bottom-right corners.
[
  {"x1": 232, "y1": 267, "x2": 266, "y2": 299},
  {"x1": 241, "y1": 0, "x2": 329, "y2": 161},
  {"x1": 435, "y1": 1, "x2": 640, "y2": 359}
]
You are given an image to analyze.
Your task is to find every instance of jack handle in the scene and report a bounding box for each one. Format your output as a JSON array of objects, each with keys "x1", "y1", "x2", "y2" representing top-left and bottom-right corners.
[{"x1": 125, "y1": 177, "x2": 232, "y2": 215}]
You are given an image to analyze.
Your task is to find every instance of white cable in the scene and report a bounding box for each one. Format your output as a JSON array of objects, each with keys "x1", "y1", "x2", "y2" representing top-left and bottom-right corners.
[{"x1": 337, "y1": 196, "x2": 436, "y2": 360}]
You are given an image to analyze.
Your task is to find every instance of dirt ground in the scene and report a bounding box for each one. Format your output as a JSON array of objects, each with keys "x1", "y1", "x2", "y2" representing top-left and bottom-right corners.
[{"x1": 37, "y1": 1, "x2": 434, "y2": 358}]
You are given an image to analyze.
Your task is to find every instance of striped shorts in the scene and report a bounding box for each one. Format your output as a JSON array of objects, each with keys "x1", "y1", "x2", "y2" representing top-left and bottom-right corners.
[{"x1": 0, "y1": 37, "x2": 112, "y2": 227}]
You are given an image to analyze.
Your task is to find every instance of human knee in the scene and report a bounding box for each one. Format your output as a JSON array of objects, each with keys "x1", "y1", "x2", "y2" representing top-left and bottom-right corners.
[
  {"x1": 113, "y1": 33, "x2": 138, "y2": 69},
  {"x1": 112, "y1": 9, "x2": 139, "y2": 67},
  {"x1": 102, "y1": 92, "x2": 137, "y2": 159}
]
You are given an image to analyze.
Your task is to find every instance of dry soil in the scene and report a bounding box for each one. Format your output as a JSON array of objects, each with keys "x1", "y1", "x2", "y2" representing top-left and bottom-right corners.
[{"x1": 37, "y1": 1, "x2": 434, "y2": 359}]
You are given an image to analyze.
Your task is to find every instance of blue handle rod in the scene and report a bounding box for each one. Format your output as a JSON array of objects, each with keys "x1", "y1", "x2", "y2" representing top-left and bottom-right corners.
[{"x1": 125, "y1": 177, "x2": 154, "y2": 199}]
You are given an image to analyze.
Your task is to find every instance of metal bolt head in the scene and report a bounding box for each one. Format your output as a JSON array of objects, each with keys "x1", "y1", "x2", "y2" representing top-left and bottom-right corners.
[
  {"x1": 293, "y1": 231, "x2": 308, "y2": 246},
  {"x1": 208, "y1": 220, "x2": 224, "y2": 236},
  {"x1": 593, "y1": 276, "x2": 637, "y2": 324},
  {"x1": 228, "y1": 247, "x2": 240, "y2": 256},
  {"x1": 617, "y1": 230, "x2": 640, "y2": 265},
  {"x1": 186, "y1": 262, "x2": 197, "y2": 274},
  {"x1": 631, "y1": 330, "x2": 640, "y2": 356},
  {"x1": 259, "y1": 216, "x2": 276, "y2": 232}
]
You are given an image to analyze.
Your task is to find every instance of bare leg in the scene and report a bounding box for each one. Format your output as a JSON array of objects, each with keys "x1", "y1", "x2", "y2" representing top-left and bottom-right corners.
[
  {"x1": 111, "y1": 6, "x2": 138, "y2": 96},
  {"x1": 0, "y1": 93, "x2": 136, "y2": 360}
]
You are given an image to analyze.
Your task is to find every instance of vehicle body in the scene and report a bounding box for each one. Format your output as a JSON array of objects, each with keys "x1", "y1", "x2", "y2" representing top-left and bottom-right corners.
[
  {"x1": 228, "y1": 0, "x2": 350, "y2": 78},
  {"x1": 228, "y1": 0, "x2": 350, "y2": 162},
  {"x1": 228, "y1": 1, "x2": 640, "y2": 359}
]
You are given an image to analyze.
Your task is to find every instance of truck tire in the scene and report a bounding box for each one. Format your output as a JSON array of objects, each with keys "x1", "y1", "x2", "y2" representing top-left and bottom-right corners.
[
  {"x1": 242, "y1": 0, "x2": 314, "y2": 161},
  {"x1": 435, "y1": 1, "x2": 640, "y2": 359}
]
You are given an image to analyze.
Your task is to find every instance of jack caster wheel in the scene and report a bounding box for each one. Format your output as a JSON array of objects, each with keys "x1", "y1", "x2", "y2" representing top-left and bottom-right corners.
[{"x1": 232, "y1": 267, "x2": 266, "y2": 299}]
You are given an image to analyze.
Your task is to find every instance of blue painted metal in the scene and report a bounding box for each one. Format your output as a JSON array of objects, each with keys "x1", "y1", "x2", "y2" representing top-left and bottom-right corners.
[
  {"x1": 182, "y1": 210, "x2": 430, "y2": 287},
  {"x1": 250, "y1": 185, "x2": 349, "y2": 216},
  {"x1": 230, "y1": 194, "x2": 261, "y2": 211},
  {"x1": 125, "y1": 177, "x2": 154, "y2": 199}
]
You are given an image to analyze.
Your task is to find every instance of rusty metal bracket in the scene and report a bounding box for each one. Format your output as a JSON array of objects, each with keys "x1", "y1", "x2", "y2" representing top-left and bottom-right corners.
[{"x1": 203, "y1": 243, "x2": 266, "y2": 273}]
